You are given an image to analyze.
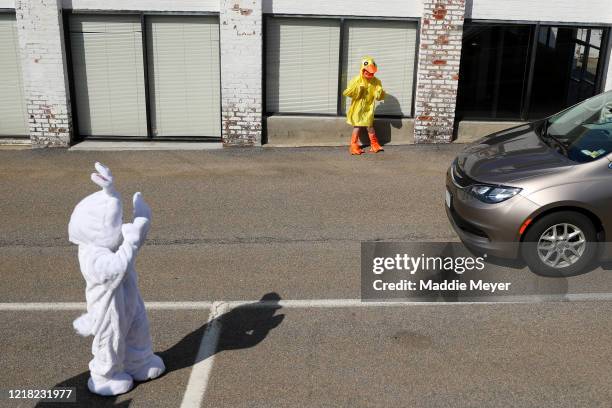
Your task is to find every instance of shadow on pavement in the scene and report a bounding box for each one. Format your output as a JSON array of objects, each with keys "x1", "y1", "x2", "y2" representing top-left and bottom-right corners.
[
  {"x1": 36, "y1": 292, "x2": 284, "y2": 407},
  {"x1": 372, "y1": 93, "x2": 403, "y2": 146}
]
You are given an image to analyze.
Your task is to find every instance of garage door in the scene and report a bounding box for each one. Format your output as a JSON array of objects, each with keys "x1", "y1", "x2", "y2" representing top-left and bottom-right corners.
[
  {"x1": 342, "y1": 20, "x2": 417, "y2": 117},
  {"x1": 265, "y1": 18, "x2": 341, "y2": 114},
  {"x1": 69, "y1": 14, "x2": 221, "y2": 140},
  {"x1": 146, "y1": 16, "x2": 221, "y2": 137},
  {"x1": 69, "y1": 15, "x2": 148, "y2": 137},
  {"x1": 0, "y1": 14, "x2": 28, "y2": 137}
]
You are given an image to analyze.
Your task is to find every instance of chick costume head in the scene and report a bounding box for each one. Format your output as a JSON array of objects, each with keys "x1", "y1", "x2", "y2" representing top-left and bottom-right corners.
[{"x1": 360, "y1": 56, "x2": 378, "y2": 80}]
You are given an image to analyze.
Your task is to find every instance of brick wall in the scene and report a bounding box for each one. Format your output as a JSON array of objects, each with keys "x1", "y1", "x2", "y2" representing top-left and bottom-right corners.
[
  {"x1": 220, "y1": 0, "x2": 263, "y2": 146},
  {"x1": 5, "y1": 0, "x2": 610, "y2": 148},
  {"x1": 15, "y1": 0, "x2": 72, "y2": 148},
  {"x1": 469, "y1": 0, "x2": 612, "y2": 24},
  {"x1": 413, "y1": 0, "x2": 465, "y2": 143},
  {"x1": 63, "y1": 0, "x2": 220, "y2": 12},
  {"x1": 262, "y1": 0, "x2": 422, "y2": 17}
]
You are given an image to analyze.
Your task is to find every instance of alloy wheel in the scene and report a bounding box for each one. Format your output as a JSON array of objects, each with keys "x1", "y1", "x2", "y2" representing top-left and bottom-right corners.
[{"x1": 536, "y1": 223, "x2": 586, "y2": 268}]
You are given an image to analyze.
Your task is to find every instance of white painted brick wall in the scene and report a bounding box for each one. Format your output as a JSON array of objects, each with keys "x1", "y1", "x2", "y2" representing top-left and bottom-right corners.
[
  {"x1": 414, "y1": 0, "x2": 465, "y2": 143},
  {"x1": 220, "y1": 0, "x2": 262, "y2": 146},
  {"x1": 469, "y1": 0, "x2": 612, "y2": 24},
  {"x1": 3, "y1": 0, "x2": 612, "y2": 148},
  {"x1": 15, "y1": 0, "x2": 72, "y2": 147},
  {"x1": 262, "y1": 0, "x2": 423, "y2": 18},
  {"x1": 63, "y1": 0, "x2": 220, "y2": 12}
]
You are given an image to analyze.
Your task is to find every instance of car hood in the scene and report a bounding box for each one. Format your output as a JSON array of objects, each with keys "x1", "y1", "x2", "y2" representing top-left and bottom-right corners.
[{"x1": 456, "y1": 122, "x2": 575, "y2": 184}]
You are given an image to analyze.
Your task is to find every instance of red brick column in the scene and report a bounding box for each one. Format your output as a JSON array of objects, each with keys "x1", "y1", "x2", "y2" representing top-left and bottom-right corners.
[{"x1": 414, "y1": 0, "x2": 465, "y2": 143}]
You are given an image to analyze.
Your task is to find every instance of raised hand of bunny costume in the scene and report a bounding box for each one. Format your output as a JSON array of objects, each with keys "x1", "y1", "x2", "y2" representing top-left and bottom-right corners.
[
  {"x1": 123, "y1": 192, "x2": 151, "y2": 248},
  {"x1": 69, "y1": 162, "x2": 165, "y2": 397}
]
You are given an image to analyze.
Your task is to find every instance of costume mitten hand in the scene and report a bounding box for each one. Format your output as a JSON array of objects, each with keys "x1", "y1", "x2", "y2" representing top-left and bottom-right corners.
[
  {"x1": 133, "y1": 192, "x2": 151, "y2": 221},
  {"x1": 132, "y1": 192, "x2": 151, "y2": 237},
  {"x1": 121, "y1": 217, "x2": 149, "y2": 248}
]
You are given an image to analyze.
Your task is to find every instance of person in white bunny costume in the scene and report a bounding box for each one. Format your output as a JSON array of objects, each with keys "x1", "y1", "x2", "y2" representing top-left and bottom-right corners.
[{"x1": 68, "y1": 162, "x2": 165, "y2": 396}]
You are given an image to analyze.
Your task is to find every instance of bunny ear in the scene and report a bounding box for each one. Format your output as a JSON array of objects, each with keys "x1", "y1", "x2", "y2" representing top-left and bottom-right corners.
[
  {"x1": 94, "y1": 162, "x2": 112, "y2": 180},
  {"x1": 91, "y1": 172, "x2": 109, "y2": 188},
  {"x1": 91, "y1": 162, "x2": 116, "y2": 196}
]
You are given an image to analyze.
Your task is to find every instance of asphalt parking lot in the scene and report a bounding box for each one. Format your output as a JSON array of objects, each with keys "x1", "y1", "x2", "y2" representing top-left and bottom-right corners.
[{"x1": 1, "y1": 145, "x2": 612, "y2": 407}]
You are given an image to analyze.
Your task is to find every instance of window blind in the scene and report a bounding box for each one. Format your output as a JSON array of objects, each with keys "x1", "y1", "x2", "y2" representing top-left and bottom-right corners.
[
  {"x1": 266, "y1": 18, "x2": 341, "y2": 114},
  {"x1": 70, "y1": 15, "x2": 147, "y2": 137},
  {"x1": 0, "y1": 14, "x2": 27, "y2": 136},
  {"x1": 146, "y1": 16, "x2": 221, "y2": 137},
  {"x1": 342, "y1": 20, "x2": 417, "y2": 116}
]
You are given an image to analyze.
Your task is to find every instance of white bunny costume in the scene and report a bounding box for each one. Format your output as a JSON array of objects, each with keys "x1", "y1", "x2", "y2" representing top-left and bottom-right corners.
[{"x1": 68, "y1": 163, "x2": 165, "y2": 396}]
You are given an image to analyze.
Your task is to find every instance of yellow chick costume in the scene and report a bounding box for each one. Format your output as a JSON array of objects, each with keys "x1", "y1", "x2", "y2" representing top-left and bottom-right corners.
[
  {"x1": 343, "y1": 56, "x2": 385, "y2": 154},
  {"x1": 343, "y1": 56, "x2": 386, "y2": 127}
]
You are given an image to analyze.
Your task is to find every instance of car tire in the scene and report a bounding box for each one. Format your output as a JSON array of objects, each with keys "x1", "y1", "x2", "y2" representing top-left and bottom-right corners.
[{"x1": 520, "y1": 211, "x2": 597, "y2": 276}]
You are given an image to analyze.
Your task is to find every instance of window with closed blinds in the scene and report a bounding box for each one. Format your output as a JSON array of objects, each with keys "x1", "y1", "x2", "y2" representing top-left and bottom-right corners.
[
  {"x1": 342, "y1": 20, "x2": 417, "y2": 116},
  {"x1": 146, "y1": 16, "x2": 220, "y2": 137},
  {"x1": 70, "y1": 15, "x2": 147, "y2": 137},
  {"x1": 0, "y1": 14, "x2": 27, "y2": 137},
  {"x1": 266, "y1": 18, "x2": 341, "y2": 114}
]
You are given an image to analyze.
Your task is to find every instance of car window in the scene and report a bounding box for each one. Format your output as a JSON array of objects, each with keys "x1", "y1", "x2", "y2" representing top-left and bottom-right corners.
[{"x1": 544, "y1": 92, "x2": 612, "y2": 163}]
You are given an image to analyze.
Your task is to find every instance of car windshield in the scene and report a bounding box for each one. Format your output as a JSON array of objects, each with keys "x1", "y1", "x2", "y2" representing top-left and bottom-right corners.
[{"x1": 539, "y1": 91, "x2": 612, "y2": 163}]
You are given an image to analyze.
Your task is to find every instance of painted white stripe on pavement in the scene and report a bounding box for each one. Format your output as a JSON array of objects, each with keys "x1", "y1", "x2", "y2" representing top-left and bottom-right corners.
[
  {"x1": 180, "y1": 301, "x2": 229, "y2": 408},
  {"x1": 0, "y1": 302, "x2": 87, "y2": 311},
  {"x1": 0, "y1": 301, "x2": 213, "y2": 311},
  {"x1": 143, "y1": 301, "x2": 214, "y2": 310},
  {"x1": 223, "y1": 293, "x2": 612, "y2": 309},
  {"x1": 2, "y1": 293, "x2": 612, "y2": 311}
]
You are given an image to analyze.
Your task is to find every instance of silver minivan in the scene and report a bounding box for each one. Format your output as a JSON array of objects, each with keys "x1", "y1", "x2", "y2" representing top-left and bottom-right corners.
[{"x1": 446, "y1": 91, "x2": 612, "y2": 275}]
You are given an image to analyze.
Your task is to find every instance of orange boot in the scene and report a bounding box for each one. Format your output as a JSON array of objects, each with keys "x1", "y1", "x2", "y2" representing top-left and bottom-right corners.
[
  {"x1": 368, "y1": 132, "x2": 384, "y2": 153},
  {"x1": 350, "y1": 129, "x2": 363, "y2": 155}
]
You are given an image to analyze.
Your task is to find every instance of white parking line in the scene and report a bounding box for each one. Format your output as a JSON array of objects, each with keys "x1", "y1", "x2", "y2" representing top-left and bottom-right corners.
[
  {"x1": 0, "y1": 301, "x2": 213, "y2": 311},
  {"x1": 2, "y1": 293, "x2": 612, "y2": 312},
  {"x1": 225, "y1": 292, "x2": 612, "y2": 308},
  {"x1": 180, "y1": 301, "x2": 229, "y2": 408}
]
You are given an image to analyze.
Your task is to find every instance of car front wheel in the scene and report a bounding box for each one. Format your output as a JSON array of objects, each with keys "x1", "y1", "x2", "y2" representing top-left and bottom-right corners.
[{"x1": 520, "y1": 211, "x2": 598, "y2": 276}]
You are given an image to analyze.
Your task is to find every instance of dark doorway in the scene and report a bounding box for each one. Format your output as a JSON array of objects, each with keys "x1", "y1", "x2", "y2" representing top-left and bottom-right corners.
[
  {"x1": 529, "y1": 27, "x2": 605, "y2": 119},
  {"x1": 456, "y1": 22, "x2": 610, "y2": 122},
  {"x1": 456, "y1": 24, "x2": 533, "y2": 120}
]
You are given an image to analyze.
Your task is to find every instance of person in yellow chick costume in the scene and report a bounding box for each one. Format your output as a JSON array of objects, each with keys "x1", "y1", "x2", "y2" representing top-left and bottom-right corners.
[{"x1": 343, "y1": 56, "x2": 385, "y2": 155}]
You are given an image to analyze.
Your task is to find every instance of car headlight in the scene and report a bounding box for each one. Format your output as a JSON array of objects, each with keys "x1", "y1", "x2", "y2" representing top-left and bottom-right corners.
[{"x1": 468, "y1": 184, "x2": 522, "y2": 204}]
